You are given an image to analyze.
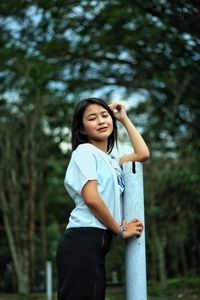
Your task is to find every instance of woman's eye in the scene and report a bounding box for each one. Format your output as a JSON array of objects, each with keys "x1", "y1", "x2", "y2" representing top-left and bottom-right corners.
[
  {"x1": 102, "y1": 114, "x2": 109, "y2": 118},
  {"x1": 89, "y1": 118, "x2": 96, "y2": 121}
]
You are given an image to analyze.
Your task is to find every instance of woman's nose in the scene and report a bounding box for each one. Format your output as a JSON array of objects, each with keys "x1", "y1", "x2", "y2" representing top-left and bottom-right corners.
[{"x1": 98, "y1": 117, "x2": 105, "y2": 124}]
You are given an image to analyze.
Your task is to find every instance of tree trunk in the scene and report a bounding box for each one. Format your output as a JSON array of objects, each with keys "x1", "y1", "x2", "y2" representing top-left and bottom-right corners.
[
  {"x1": 149, "y1": 217, "x2": 157, "y2": 280},
  {"x1": 157, "y1": 235, "x2": 167, "y2": 283},
  {"x1": 29, "y1": 157, "x2": 36, "y2": 292},
  {"x1": 40, "y1": 173, "x2": 47, "y2": 265},
  {"x1": 1, "y1": 192, "x2": 30, "y2": 294},
  {"x1": 180, "y1": 243, "x2": 188, "y2": 275}
]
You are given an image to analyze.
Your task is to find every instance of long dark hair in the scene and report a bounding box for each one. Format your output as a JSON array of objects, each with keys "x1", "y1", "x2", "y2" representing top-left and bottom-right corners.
[{"x1": 71, "y1": 98, "x2": 117, "y2": 153}]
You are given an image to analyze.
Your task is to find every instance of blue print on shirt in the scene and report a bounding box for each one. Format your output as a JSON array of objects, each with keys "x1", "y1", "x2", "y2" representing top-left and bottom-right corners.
[{"x1": 114, "y1": 168, "x2": 125, "y2": 189}]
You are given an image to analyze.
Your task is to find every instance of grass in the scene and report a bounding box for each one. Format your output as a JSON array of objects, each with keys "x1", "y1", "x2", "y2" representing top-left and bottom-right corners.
[
  {"x1": 0, "y1": 287, "x2": 125, "y2": 300},
  {"x1": 0, "y1": 276, "x2": 199, "y2": 300},
  {"x1": 106, "y1": 286, "x2": 125, "y2": 300},
  {"x1": 0, "y1": 292, "x2": 124, "y2": 300},
  {"x1": 147, "y1": 276, "x2": 200, "y2": 299}
]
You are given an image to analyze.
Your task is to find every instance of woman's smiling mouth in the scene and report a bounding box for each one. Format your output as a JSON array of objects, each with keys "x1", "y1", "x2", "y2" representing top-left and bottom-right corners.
[{"x1": 97, "y1": 127, "x2": 108, "y2": 132}]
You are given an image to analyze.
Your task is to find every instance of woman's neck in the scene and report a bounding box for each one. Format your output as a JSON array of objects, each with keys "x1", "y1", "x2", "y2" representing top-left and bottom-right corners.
[{"x1": 89, "y1": 140, "x2": 108, "y2": 153}]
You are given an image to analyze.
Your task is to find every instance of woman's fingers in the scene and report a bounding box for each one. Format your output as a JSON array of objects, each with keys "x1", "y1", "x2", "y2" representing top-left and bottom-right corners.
[
  {"x1": 122, "y1": 218, "x2": 144, "y2": 239},
  {"x1": 108, "y1": 103, "x2": 127, "y2": 121},
  {"x1": 109, "y1": 103, "x2": 123, "y2": 110}
]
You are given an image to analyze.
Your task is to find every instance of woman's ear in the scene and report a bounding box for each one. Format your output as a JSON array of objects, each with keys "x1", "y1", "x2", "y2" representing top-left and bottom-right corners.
[{"x1": 80, "y1": 129, "x2": 86, "y2": 135}]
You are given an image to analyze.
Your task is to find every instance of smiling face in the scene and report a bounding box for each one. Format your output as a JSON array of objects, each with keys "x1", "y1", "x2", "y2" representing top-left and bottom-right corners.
[
  {"x1": 82, "y1": 103, "x2": 113, "y2": 147},
  {"x1": 72, "y1": 98, "x2": 117, "y2": 152}
]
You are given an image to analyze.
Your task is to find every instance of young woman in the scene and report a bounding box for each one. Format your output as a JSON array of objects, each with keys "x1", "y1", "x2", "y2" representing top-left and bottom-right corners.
[{"x1": 56, "y1": 98, "x2": 149, "y2": 300}]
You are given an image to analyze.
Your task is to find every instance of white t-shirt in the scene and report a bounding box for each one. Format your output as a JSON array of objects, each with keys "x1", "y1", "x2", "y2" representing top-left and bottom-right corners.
[{"x1": 64, "y1": 143, "x2": 125, "y2": 229}]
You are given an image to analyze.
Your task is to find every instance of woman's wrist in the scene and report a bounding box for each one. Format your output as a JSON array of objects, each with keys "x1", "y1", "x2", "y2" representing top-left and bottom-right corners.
[
  {"x1": 119, "y1": 224, "x2": 127, "y2": 239},
  {"x1": 119, "y1": 115, "x2": 132, "y2": 126}
]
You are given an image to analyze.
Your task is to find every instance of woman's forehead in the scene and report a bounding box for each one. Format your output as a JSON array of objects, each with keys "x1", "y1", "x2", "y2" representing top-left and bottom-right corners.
[{"x1": 83, "y1": 103, "x2": 108, "y2": 115}]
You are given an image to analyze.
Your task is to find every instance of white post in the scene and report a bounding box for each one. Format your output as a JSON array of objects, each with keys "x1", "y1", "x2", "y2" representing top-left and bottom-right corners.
[
  {"x1": 46, "y1": 261, "x2": 52, "y2": 300},
  {"x1": 123, "y1": 162, "x2": 147, "y2": 300}
]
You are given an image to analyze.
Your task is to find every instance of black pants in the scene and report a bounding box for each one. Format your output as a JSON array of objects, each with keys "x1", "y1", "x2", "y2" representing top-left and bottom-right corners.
[{"x1": 56, "y1": 227, "x2": 113, "y2": 300}]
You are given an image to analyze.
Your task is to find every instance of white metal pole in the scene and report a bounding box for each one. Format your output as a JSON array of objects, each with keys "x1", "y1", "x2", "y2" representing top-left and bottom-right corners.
[
  {"x1": 46, "y1": 261, "x2": 52, "y2": 300},
  {"x1": 123, "y1": 162, "x2": 147, "y2": 300}
]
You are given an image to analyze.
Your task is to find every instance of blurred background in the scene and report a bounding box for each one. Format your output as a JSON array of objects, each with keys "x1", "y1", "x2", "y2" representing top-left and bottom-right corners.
[{"x1": 0, "y1": 1, "x2": 199, "y2": 299}]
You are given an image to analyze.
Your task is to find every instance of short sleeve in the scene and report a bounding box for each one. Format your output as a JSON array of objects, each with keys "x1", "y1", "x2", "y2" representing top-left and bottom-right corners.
[{"x1": 64, "y1": 145, "x2": 97, "y2": 198}]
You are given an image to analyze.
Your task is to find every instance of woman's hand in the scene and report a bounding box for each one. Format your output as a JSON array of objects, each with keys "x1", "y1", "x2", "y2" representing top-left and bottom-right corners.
[
  {"x1": 122, "y1": 218, "x2": 144, "y2": 239},
  {"x1": 109, "y1": 103, "x2": 128, "y2": 123}
]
